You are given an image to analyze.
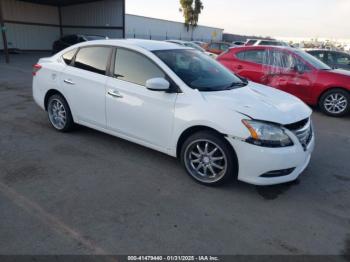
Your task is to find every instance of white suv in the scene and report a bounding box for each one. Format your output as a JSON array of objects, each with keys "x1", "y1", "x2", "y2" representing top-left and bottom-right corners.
[{"x1": 33, "y1": 39, "x2": 314, "y2": 186}]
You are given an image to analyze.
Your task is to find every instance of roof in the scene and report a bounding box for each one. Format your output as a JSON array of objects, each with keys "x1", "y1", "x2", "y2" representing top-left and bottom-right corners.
[
  {"x1": 82, "y1": 39, "x2": 190, "y2": 51},
  {"x1": 229, "y1": 45, "x2": 296, "y2": 52}
]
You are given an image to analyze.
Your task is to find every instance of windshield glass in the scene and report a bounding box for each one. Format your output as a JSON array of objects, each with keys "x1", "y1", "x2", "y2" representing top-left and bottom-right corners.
[
  {"x1": 154, "y1": 49, "x2": 245, "y2": 91},
  {"x1": 295, "y1": 50, "x2": 331, "y2": 70}
]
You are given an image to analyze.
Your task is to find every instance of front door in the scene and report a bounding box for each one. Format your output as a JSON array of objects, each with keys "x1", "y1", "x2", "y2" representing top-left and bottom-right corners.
[
  {"x1": 263, "y1": 50, "x2": 313, "y2": 102},
  {"x1": 105, "y1": 48, "x2": 177, "y2": 149}
]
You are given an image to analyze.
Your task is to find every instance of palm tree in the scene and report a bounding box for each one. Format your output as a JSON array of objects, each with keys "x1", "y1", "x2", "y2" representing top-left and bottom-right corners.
[{"x1": 179, "y1": 0, "x2": 204, "y2": 40}]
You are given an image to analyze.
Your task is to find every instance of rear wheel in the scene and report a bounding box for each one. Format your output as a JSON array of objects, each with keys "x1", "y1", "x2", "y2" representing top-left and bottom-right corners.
[
  {"x1": 47, "y1": 94, "x2": 74, "y2": 132},
  {"x1": 180, "y1": 131, "x2": 237, "y2": 186},
  {"x1": 319, "y1": 89, "x2": 350, "y2": 117}
]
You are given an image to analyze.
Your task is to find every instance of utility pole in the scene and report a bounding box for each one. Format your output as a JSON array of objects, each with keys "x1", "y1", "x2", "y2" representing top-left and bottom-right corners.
[{"x1": 0, "y1": 0, "x2": 9, "y2": 63}]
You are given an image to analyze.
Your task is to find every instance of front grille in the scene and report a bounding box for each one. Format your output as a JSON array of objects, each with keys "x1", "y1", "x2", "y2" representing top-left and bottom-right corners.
[
  {"x1": 285, "y1": 118, "x2": 313, "y2": 150},
  {"x1": 284, "y1": 118, "x2": 309, "y2": 130}
]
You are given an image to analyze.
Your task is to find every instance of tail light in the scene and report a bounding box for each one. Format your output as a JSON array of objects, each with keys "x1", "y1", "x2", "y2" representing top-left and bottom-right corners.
[{"x1": 32, "y1": 64, "x2": 42, "y2": 76}]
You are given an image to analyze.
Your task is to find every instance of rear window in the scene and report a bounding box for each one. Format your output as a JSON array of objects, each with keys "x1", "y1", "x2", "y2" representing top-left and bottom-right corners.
[
  {"x1": 62, "y1": 48, "x2": 77, "y2": 65},
  {"x1": 236, "y1": 50, "x2": 266, "y2": 64},
  {"x1": 74, "y1": 46, "x2": 112, "y2": 75}
]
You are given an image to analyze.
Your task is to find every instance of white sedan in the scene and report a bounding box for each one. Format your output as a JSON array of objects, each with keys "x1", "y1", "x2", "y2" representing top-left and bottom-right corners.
[{"x1": 33, "y1": 39, "x2": 314, "y2": 186}]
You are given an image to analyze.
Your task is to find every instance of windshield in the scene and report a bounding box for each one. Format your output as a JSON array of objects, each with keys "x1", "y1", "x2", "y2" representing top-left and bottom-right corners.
[
  {"x1": 295, "y1": 50, "x2": 331, "y2": 70},
  {"x1": 154, "y1": 49, "x2": 246, "y2": 91}
]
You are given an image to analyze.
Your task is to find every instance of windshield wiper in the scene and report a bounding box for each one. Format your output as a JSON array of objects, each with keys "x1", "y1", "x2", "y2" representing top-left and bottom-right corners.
[{"x1": 224, "y1": 81, "x2": 248, "y2": 90}]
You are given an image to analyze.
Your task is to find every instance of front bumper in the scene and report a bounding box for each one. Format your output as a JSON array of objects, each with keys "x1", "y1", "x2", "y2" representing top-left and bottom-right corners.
[{"x1": 226, "y1": 131, "x2": 315, "y2": 186}]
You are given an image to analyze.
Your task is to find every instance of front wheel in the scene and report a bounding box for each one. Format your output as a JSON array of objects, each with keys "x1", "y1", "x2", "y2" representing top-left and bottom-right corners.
[
  {"x1": 319, "y1": 89, "x2": 350, "y2": 117},
  {"x1": 180, "y1": 131, "x2": 238, "y2": 186}
]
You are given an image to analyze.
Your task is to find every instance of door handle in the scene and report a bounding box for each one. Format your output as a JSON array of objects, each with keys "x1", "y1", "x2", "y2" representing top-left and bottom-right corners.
[
  {"x1": 64, "y1": 79, "x2": 75, "y2": 85},
  {"x1": 237, "y1": 65, "x2": 243, "y2": 70},
  {"x1": 108, "y1": 89, "x2": 123, "y2": 98}
]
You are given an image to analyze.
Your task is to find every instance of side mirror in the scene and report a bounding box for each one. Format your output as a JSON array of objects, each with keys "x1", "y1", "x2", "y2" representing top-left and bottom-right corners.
[{"x1": 146, "y1": 78, "x2": 170, "y2": 91}]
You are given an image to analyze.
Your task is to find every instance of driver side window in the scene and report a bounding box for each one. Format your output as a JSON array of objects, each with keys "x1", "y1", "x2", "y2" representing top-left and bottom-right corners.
[{"x1": 114, "y1": 49, "x2": 165, "y2": 86}]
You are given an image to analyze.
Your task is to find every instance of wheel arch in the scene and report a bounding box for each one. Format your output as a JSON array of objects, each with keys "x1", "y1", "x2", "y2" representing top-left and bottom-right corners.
[
  {"x1": 176, "y1": 125, "x2": 238, "y2": 161},
  {"x1": 44, "y1": 89, "x2": 66, "y2": 111}
]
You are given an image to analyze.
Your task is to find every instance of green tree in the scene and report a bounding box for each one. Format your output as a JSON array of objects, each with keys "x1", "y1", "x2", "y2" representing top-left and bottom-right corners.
[{"x1": 179, "y1": 0, "x2": 204, "y2": 40}]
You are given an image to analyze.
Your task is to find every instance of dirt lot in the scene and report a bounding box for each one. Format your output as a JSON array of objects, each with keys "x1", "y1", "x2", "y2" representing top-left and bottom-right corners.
[{"x1": 0, "y1": 54, "x2": 350, "y2": 256}]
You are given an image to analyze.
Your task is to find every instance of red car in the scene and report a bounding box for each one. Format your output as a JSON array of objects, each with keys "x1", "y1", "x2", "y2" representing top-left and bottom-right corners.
[{"x1": 217, "y1": 46, "x2": 350, "y2": 117}]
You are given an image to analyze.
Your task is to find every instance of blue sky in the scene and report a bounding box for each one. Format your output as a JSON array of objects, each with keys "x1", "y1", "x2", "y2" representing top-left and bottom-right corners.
[{"x1": 126, "y1": 0, "x2": 349, "y2": 40}]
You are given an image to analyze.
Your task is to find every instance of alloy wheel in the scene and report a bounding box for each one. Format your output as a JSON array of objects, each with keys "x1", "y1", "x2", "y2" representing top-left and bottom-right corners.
[
  {"x1": 324, "y1": 93, "x2": 348, "y2": 114},
  {"x1": 184, "y1": 139, "x2": 228, "y2": 183},
  {"x1": 48, "y1": 98, "x2": 67, "y2": 130}
]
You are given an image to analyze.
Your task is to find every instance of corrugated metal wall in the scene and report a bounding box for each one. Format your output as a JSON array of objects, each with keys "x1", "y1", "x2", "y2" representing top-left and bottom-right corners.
[
  {"x1": 126, "y1": 14, "x2": 223, "y2": 42},
  {"x1": 61, "y1": 0, "x2": 124, "y2": 38},
  {"x1": 1, "y1": 0, "x2": 59, "y2": 50},
  {"x1": 0, "y1": 0, "x2": 124, "y2": 51},
  {"x1": 2, "y1": 0, "x2": 59, "y2": 24},
  {"x1": 2, "y1": 24, "x2": 60, "y2": 50},
  {"x1": 61, "y1": 0, "x2": 123, "y2": 28}
]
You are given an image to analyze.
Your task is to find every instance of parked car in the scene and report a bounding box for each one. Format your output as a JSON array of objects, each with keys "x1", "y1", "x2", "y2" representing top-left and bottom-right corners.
[
  {"x1": 204, "y1": 42, "x2": 231, "y2": 55},
  {"x1": 165, "y1": 40, "x2": 217, "y2": 58},
  {"x1": 191, "y1": 41, "x2": 207, "y2": 48},
  {"x1": 33, "y1": 39, "x2": 314, "y2": 186},
  {"x1": 232, "y1": 41, "x2": 245, "y2": 46},
  {"x1": 217, "y1": 46, "x2": 350, "y2": 117},
  {"x1": 245, "y1": 39, "x2": 259, "y2": 46},
  {"x1": 245, "y1": 39, "x2": 288, "y2": 47},
  {"x1": 52, "y1": 34, "x2": 107, "y2": 54},
  {"x1": 307, "y1": 50, "x2": 350, "y2": 71}
]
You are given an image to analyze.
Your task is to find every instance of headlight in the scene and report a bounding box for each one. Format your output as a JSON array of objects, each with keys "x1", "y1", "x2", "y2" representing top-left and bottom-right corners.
[{"x1": 242, "y1": 120, "x2": 293, "y2": 148}]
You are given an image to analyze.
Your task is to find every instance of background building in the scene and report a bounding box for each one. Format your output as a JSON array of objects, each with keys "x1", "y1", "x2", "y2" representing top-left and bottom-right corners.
[
  {"x1": 1, "y1": 0, "x2": 223, "y2": 63},
  {"x1": 0, "y1": 0, "x2": 125, "y2": 53},
  {"x1": 223, "y1": 33, "x2": 274, "y2": 43},
  {"x1": 126, "y1": 14, "x2": 223, "y2": 42}
]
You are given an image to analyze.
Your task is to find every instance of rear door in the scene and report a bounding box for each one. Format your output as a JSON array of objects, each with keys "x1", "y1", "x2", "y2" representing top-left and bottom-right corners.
[
  {"x1": 60, "y1": 45, "x2": 113, "y2": 128},
  {"x1": 233, "y1": 49, "x2": 267, "y2": 83}
]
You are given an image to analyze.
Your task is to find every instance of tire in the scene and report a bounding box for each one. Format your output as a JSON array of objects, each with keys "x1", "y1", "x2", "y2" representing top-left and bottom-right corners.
[
  {"x1": 47, "y1": 94, "x2": 74, "y2": 132},
  {"x1": 319, "y1": 89, "x2": 350, "y2": 117},
  {"x1": 180, "y1": 131, "x2": 238, "y2": 186}
]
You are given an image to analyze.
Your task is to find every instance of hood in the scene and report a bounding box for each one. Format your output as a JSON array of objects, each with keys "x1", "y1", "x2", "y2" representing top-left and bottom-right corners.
[{"x1": 202, "y1": 82, "x2": 312, "y2": 125}]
